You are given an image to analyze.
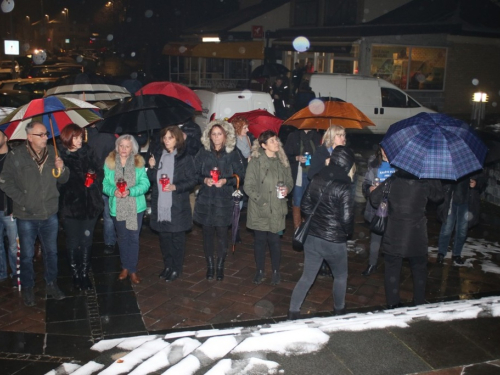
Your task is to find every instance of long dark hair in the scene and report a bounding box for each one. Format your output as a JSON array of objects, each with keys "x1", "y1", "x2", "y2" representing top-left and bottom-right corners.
[
  {"x1": 160, "y1": 126, "x2": 185, "y2": 154},
  {"x1": 209, "y1": 124, "x2": 226, "y2": 157}
]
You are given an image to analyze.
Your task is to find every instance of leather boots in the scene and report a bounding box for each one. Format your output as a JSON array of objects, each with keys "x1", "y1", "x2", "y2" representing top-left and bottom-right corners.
[{"x1": 292, "y1": 206, "x2": 302, "y2": 230}]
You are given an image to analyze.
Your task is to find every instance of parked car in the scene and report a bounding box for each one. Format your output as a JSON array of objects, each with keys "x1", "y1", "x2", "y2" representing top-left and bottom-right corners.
[
  {"x1": 194, "y1": 89, "x2": 276, "y2": 132},
  {"x1": 24, "y1": 64, "x2": 83, "y2": 79},
  {"x1": 0, "y1": 78, "x2": 59, "y2": 97},
  {"x1": 0, "y1": 89, "x2": 37, "y2": 107},
  {"x1": 0, "y1": 60, "x2": 20, "y2": 80},
  {"x1": 309, "y1": 73, "x2": 436, "y2": 134}
]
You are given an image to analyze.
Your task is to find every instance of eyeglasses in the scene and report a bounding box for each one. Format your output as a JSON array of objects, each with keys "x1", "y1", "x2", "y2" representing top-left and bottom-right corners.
[{"x1": 31, "y1": 132, "x2": 50, "y2": 138}]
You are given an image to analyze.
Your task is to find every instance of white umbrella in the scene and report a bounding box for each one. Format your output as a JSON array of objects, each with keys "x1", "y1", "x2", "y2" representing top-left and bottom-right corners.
[{"x1": 45, "y1": 84, "x2": 131, "y2": 102}]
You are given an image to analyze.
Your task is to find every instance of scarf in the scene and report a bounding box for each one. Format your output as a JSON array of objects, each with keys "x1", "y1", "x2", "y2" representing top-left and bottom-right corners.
[
  {"x1": 26, "y1": 141, "x2": 48, "y2": 173},
  {"x1": 236, "y1": 135, "x2": 251, "y2": 158},
  {"x1": 157, "y1": 148, "x2": 177, "y2": 222},
  {"x1": 115, "y1": 153, "x2": 138, "y2": 230}
]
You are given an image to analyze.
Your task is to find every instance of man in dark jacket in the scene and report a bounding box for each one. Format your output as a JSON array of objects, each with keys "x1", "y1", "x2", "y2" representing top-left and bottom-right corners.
[
  {"x1": 0, "y1": 121, "x2": 69, "y2": 306},
  {"x1": 0, "y1": 130, "x2": 18, "y2": 287},
  {"x1": 271, "y1": 76, "x2": 289, "y2": 120},
  {"x1": 436, "y1": 173, "x2": 486, "y2": 265}
]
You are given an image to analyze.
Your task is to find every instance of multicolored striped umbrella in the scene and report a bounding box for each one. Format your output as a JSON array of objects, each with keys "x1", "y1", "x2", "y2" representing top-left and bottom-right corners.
[
  {"x1": 0, "y1": 96, "x2": 102, "y2": 140},
  {"x1": 381, "y1": 113, "x2": 487, "y2": 180}
]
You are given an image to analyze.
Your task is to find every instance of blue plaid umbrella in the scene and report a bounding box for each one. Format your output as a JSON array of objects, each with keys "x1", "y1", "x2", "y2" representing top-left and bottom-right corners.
[{"x1": 380, "y1": 113, "x2": 487, "y2": 180}]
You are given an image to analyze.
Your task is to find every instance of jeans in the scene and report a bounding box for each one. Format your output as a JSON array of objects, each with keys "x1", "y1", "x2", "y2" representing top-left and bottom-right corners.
[
  {"x1": 369, "y1": 232, "x2": 383, "y2": 266},
  {"x1": 113, "y1": 212, "x2": 144, "y2": 273},
  {"x1": 62, "y1": 217, "x2": 98, "y2": 250},
  {"x1": 159, "y1": 231, "x2": 186, "y2": 273},
  {"x1": 202, "y1": 225, "x2": 228, "y2": 259},
  {"x1": 254, "y1": 230, "x2": 281, "y2": 271},
  {"x1": 384, "y1": 254, "x2": 427, "y2": 306},
  {"x1": 292, "y1": 171, "x2": 310, "y2": 207},
  {"x1": 438, "y1": 202, "x2": 468, "y2": 256},
  {"x1": 0, "y1": 211, "x2": 18, "y2": 279},
  {"x1": 17, "y1": 214, "x2": 59, "y2": 288},
  {"x1": 290, "y1": 235, "x2": 348, "y2": 311},
  {"x1": 103, "y1": 194, "x2": 116, "y2": 246}
]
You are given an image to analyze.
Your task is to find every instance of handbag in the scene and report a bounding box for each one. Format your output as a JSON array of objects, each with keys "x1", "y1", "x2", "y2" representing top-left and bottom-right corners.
[
  {"x1": 369, "y1": 177, "x2": 393, "y2": 235},
  {"x1": 292, "y1": 181, "x2": 333, "y2": 251}
]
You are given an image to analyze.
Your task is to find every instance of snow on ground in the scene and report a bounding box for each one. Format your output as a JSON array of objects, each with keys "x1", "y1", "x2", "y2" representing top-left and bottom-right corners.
[
  {"x1": 46, "y1": 296, "x2": 500, "y2": 375},
  {"x1": 428, "y1": 237, "x2": 500, "y2": 273}
]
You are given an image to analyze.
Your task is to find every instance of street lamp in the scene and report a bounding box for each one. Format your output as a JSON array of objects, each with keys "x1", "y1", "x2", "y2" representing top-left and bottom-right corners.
[
  {"x1": 472, "y1": 91, "x2": 489, "y2": 128},
  {"x1": 62, "y1": 8, "x2": 69, "y2": 24}
]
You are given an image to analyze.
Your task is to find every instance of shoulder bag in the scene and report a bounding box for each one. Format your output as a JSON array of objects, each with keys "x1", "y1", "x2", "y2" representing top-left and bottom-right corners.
[
  {"x1": 369, "y1": 177, "x2": 393, "y2": 235},
  {"x1": 293, "y1": 180, "x2": 333, "y2": 251}
]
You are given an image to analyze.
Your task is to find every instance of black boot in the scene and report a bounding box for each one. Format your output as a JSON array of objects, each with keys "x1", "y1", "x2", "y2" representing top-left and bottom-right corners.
[
  {"x1": 206, "y1": 256, "x2": 215, "y2": 280},
  {"x1": 80, "y1": 247, "x2": 93, "y2": 291},
  {"x1": 361, "y1": 264, "x2": 377, "y2": 276},
  {"x1": 67, "y1": 248, "x2": 81, "y2": 291},
  {"x1": 216, "y1": 255, "x2": 226, "y2": 281}
]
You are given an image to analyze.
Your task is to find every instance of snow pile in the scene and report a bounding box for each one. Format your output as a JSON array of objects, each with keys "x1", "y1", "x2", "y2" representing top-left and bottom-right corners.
[
  {"x1": 49, "y1": 296, "x2": 500, "y2": 375},
  {"x1": 428, "y1": 238, "x2": 500, "y2": 273}
]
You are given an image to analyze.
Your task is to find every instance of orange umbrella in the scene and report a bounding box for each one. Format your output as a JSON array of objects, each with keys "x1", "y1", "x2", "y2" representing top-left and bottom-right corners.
[{"x1": 284, "y1": 100, "x2": 375, "y2": 130}]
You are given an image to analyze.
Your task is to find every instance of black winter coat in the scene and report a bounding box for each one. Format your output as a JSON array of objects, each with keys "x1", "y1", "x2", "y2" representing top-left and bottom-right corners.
[
  {"x1": 301, "y1": 164, "x2": 354, "y2": 243},
  {"x1": 370, "y1": 170, "x2": 443, "y2": 258},
  {"x1": 193, "y1": 147, "x2": 245, "y2": 227},
  {"x1": 284, "y1": 130, "x2": 322, "y2": 183},
  {"x1": 148, "y1": 147, "x2": 196, "y2": 233},
  {"x1": 307, "y1": 144, "x2": 330, "y2": 180},
  {"x1": 58, "y1": 144, "x2": 104, "y2": 219}
]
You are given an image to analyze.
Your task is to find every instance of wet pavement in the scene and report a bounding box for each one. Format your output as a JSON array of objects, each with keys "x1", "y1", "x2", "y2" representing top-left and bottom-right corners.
[{"x1": 0, "y1": 191, "x2": 499, "y2": 374}]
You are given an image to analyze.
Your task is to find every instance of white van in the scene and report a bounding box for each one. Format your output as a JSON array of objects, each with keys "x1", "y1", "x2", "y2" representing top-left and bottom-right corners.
[
  {"x1": 194, "y1": 90, "x2": 275, "y2": 132},
  {"x1": 309, "y1": 74, "x2": 435, "y2": 134}
]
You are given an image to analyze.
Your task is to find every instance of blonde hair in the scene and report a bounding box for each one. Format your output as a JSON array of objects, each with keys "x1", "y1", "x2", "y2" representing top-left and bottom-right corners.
[
  {"x1": 348, "y1": 163, "x2": 357, "y2": 182},
  {"x1": 323, "y1": 125, "x2": 345, "y2": 148}
]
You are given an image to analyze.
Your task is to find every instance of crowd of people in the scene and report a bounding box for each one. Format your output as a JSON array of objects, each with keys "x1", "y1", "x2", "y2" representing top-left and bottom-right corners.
[{"x1": 0, "y1": 118, "x2": 484, "y2": 317}]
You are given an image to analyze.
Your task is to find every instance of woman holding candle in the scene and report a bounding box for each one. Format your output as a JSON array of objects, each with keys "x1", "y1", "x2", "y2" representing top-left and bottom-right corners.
[
  {"x1": 148, "y1": 126, "x2": 196, "y2": 282},
  {"x1": 103, "y1": 135, "x2": 150, "y2": 284},
  {"x1": 244, "y1": 130, "x2": 293, "y2": 285},
  {"x1": 58, "y1": 124, "x2": 103, "y2": 291},
  {"x1": 194, "y1": 119, "x2": 245, "y2": 281}
]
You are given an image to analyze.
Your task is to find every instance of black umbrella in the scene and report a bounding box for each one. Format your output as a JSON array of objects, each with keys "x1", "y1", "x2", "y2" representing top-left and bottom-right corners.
[
  {"x1": 251, "y1": 63, "x2": 289, "y2": 80},
  {"x1": 231, "y1": 174, "x2": 244, "y2": 254},
  {"x1": 97, "y1": 94, "x2": 195, "y2": 134}
]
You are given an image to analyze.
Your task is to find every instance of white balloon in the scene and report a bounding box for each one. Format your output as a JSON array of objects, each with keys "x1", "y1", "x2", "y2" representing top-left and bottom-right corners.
[
  {"x1": 33, "y1": 50, "x2": 47, "y2": 65},
  {"x1": 1, "y1": 0, "x2": 15, "y2": 13}
]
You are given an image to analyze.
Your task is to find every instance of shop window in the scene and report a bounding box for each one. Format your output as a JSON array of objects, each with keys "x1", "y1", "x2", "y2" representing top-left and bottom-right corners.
[{"x1": 371, "y1": 45, "x2": 446, "y2": 91}]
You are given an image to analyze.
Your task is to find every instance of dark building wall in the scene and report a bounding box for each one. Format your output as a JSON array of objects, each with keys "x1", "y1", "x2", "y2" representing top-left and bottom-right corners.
[{"x1": 444, "y1": 39, "x2": 500, "y2": 123}]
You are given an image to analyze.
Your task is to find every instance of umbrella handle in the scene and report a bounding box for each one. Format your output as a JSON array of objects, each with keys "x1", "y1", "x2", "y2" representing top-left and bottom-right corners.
[
  {"x1": 48, "y1": 115, "x2": 62, "y2": 179},
  {"x1": 232, "y1": 174, "x2": 240, "y2": 190}
]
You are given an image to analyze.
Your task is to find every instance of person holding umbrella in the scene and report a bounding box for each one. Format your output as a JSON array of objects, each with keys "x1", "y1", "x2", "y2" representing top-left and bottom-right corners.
[
  {"x1": 244, "y1": 130, "x2": 293, "y2": 285},
  {"x1": 103, "y1": 135, "x2": 150, "y2": 284},
  {"x1": 57, "y1": 124, "x2": 104, "y2": 290},
  {"x1": 148, "y1": 126, "x2": 196, "y2": 282},
  {"x1": 370, "y1": 168, "x2": 443, "y2": 308},
  {"x1": 0, "y1": 121, "x2": 69, "y2": 306},
  {"x1": 194, "y1": 119, "x2": 245, "y2": 281}
]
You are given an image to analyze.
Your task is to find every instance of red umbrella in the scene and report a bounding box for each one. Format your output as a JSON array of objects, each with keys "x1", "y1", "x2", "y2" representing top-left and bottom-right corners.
[
  {"x1": 228, "y1": 109, "x2": 283, "y2": 138},
  {"x1": 137, "y1": 81, "x2": 202, "y2": 111}
]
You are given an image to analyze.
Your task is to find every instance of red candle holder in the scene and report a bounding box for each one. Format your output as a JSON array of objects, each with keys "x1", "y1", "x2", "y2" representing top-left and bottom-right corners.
[
  {"x1": 116, "y1": 178, "x2": 127, "y2": 194},
  {"x1": 159, "y1": 174, "x2": 170, "y2": 192},
  {"x1": 210, "y1": 167, "x2": 220, "y2": 183},
  {"x1": 84, "y1": 170, "x2": 96, "y2": 187}
]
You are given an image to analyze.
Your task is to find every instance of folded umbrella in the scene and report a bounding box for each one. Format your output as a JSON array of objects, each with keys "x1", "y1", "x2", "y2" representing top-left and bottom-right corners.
[
  {"x1": 97, "y1": 94, "x2": 195, "y2": 134},
  {"x1": 231, "y1": 174, "x2": 244, "y2": 254},
  {"x1": 137, "y1": 82, "x2": 202, "y2": 111},
  {"x1": 228, "y1": 109, "x2": 282, "y2": 138},
  {"x1": 380, "y1": 112, "x2": 487, "y2": 180}
]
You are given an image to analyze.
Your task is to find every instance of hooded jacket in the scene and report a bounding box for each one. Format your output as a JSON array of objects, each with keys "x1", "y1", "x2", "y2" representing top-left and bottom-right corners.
[
  {"x1": 301, "y1": 146, "x2": 355, "y2": 243},
  {"x1": 244, "y1": 139, "x2": 293, "y2": 233},
  {"x1": 103, "y1": 151, "x2": 150, "y2": 217},
  {"x1": 193, "y1": 119, "x2": 245, "y2": 227}
]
